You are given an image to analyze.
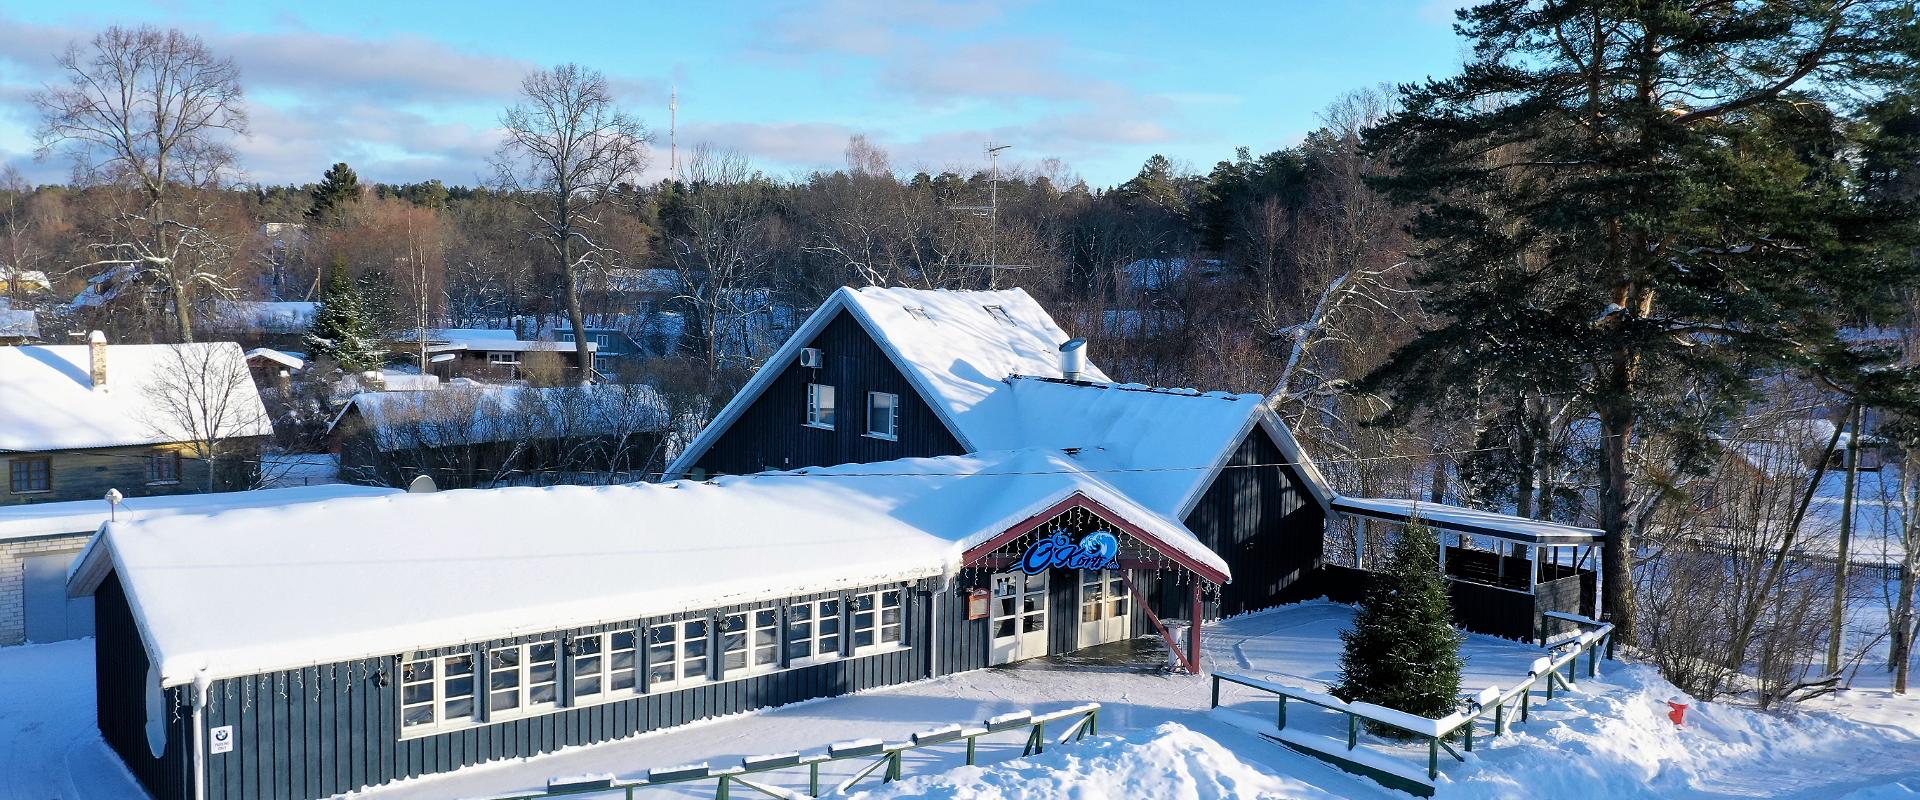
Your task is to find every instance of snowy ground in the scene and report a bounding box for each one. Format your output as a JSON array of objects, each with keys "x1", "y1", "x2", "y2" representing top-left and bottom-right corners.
[{"x1": 8, "y1": 603, "x2": 1920, "y2": 799}]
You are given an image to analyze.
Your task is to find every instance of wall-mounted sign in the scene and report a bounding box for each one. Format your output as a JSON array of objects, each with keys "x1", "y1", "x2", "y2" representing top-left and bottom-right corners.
[
  {"x1": 1017, "y1": 531, "x2": 1119, "y2": 575},
  {"x1": 210, "y1": 725, "x2": 234, "y2": 754},
  {"x1": 967, "y1": 588, "x2": 990, "y2": 620}
]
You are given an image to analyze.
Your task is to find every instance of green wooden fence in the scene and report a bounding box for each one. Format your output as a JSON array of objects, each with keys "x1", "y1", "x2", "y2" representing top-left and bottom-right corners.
[{"x1": 476, "y1": 703, "x2": 1102, "y2": 800}]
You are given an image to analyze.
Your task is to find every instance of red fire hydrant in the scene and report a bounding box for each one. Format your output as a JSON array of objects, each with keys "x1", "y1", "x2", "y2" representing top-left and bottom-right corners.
[{"x1": 1666, "y1": 697, "x2": 1688, "y2": 728}]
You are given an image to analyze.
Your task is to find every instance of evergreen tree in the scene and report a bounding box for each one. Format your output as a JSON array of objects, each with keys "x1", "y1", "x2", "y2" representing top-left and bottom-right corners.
[
  {"x1": 1358, "y1": 1, "x2": 1920, "y2": 642},
  {"x1": 306, "y1": 162, "x2": 361, "y2": 224},
  {"x1": 1336, "y1": 520, "x2": 1463, "y2": 734},
  {"x1": 305, "y1": 259, "x2": 385, "y2": 372}
]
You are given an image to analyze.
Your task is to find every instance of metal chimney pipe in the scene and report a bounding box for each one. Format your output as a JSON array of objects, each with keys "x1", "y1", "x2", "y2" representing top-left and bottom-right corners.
[{"x1": 1059, "y1": 338, "x2": 1087, "y2": 382}]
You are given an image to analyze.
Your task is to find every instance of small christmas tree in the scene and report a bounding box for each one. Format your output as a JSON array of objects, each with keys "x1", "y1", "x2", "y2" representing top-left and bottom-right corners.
[
  {"x1": 305, "y1": 260, "x2": 386, "y2": 373},
  {"x1": 1336, "y1": 519, "x2": 1463, "y2": 737}
]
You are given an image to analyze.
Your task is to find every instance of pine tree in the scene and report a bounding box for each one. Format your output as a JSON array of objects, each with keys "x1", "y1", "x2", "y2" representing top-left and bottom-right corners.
[
  {"x1": 1337, "y1": 520, "x2": 1463, "y2": 736},
  {"x1": 306, "y1": 162, "x2": 361, "y2": 224},
  {"x1": 305, "y1": 260, "x2": 385, "y2": 372},
  {"x1": 1357, "y1": 2, "x2": 1920, "y2": 643}
]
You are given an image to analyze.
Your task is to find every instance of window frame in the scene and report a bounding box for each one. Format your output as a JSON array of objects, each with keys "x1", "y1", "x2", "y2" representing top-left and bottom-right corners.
[
  {"x1": 850, "y1": 590, "x2": 907, "y2": 655},
  {"x1": 645, "y1": 618, "x2": 711, "y2": 693},
  {"x1": 785, "y1": 598, "x2": 844, "y2": 668},
  {"x1": 805, "y1": 383, "x2": 837, "y2": 430},
  {"x1": 484, "y1": 640, "x2": 560, "y2": 721},
  {"x1": 9, "y1": 457, "x2": 51, "y2": 494},
  {"x1": 145, "y1": 450, "x2": 181, "y2": 485},
  {"x1": 865, "y1": 392, "x2": 900, "y2": 441},
  {"x1": 719, "y1": 608, "x2": 781, "y2": 678},
  {"x1": 569, "y1": 629, "x2": 639, "y2": 705},
  {"x1": 400, "y1": 652, "x2": 478, "y2": 734}
]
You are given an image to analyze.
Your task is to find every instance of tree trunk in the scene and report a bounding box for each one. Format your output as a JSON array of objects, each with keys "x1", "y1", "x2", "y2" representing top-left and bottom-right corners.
[
  {"x1": 557, "y1": 200, "x2": 592, "y2": 383},
  {"x1": 1598, "y1": 396, "x2": 1637, "y2": 644},
  {"x1": 1827, "y1": 404, "x2": 1861, "y2": 675}
]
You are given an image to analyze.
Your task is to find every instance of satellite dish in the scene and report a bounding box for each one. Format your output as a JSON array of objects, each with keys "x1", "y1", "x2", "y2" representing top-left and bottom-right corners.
[{"x1": 407, "y1": 475, "x2": 438, "y2": 494}]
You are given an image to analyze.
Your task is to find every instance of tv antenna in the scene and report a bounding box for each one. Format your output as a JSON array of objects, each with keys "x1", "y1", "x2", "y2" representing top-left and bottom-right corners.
[
  {"x1": 951, "y1": 143, "x2": 1023, "y2": 289},
  {"x1": 669, "y1": 88, "x2": 680, "y2": 180}
]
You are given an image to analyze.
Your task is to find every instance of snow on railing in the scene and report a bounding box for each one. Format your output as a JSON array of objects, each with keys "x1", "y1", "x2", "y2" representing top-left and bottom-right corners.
[
  {"x1": 1211, "y1": 617, "x2": 1614, "y2": 797},
  {"x1": 479, "y1": 703, "x2": 1103, "y2": 800}
]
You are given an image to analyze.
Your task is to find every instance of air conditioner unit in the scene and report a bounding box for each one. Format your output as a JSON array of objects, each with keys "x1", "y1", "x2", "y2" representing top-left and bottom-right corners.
[{"x1": 799, "y1": 347, "x2": 824, "y2": 368}]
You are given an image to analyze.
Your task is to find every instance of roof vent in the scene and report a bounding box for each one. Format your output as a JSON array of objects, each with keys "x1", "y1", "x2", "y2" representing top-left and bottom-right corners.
[{"x1": 1059, "y1": 338, "x2": 1088, "y2": 382}]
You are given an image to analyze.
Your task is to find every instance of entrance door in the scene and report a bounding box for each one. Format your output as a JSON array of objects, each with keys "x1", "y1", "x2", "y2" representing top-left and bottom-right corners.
[
  {"x1": 23, "y1": 550, "x2": 93, "y2": 643},
  {"x1": 1077, "y1": 570, "x2": 1131, "y2": 648},
  {"x1": 988, "y1": 571, "x2": 1049, "y2": 665}
]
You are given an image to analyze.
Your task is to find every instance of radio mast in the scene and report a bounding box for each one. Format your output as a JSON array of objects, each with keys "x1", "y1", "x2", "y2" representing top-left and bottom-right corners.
[
  {"x1": 952, "y1": 143, "x2": 1016, "y2": 289},
  {"x1": 669, "y1": 88, "x2": 679, "y2": 180}
]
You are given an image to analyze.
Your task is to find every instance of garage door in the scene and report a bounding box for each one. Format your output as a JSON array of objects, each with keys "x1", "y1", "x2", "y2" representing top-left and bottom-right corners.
[{"x1": 24, "y1": 550, "x2": 94, "y2": 643}]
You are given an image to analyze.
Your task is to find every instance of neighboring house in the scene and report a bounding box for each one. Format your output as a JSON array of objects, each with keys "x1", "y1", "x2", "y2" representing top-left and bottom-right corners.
[
  {"x1": 0, "y1": 484, "x2": 395, "y2": 647},
  {"x1": 555, "y1": 327, "x2": 643, "y2": 362},
  {"x1": 0, "y1": 334, "x2": 275, "y2": 507},
  {"x1": 202, "y1": 300, "x2": 318, "y2": 350},
  {"x1": 0, "y1": 298, "x2": 39, "y2": 344},
  {"x1": 0, "y1": 265, "x2": 51, "y2": 295},
  {"x1": 327, "y1": 383, "x2": 667, "y2": 488},
  {"x1": 420, "y1": 329, "x2": 598, "y2": 383},
  {"x1": 243, "y1": 347, "x2": 303, "y2": 389}
]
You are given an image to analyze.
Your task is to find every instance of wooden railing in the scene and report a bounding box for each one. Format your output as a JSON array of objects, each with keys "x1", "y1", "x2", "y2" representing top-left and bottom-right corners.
[
  {"x1": 1211, "y1": 616, "x2": 1614, "y2": 797},
  {"x1": 475, "y1": 704, "x2": 1102, "y2": 800}
]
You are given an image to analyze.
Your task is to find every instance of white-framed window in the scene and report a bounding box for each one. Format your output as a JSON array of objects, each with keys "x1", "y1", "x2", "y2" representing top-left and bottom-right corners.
[
  {"x1": 720, "y1": 609, "x2": 781, "y2": 677},
  {"x1": 486, "y1": 641, "x2": 559, "y2": 717},
  {"x1": 851, "y1": 590, "x2": 905, "y2": 653},
  {"x1": 785, "y1": 599, "x2": 842, "y2": 667},
  {"x1": 488, "y1": 351, "x2": 521, "y2": 379},
  {"x1": 866, "y1": 392, "x2": 899, "y2": 440},
  {"x1": 806, "y1": 383, "x2": 836, "y2": 429},
  {"x1": 646, "y1": 619, "x2": 710, "y2": 691},
  {"x1": 571, "y1": 630, "x2": 639, "y2": 702},
  {"x1": 401, "y1": 653, "x2": 476, "y2": 731}
]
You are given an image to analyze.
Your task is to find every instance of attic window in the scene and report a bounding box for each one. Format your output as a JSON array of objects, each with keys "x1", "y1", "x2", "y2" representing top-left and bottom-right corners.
[
  {"x1": 983, "y1": 305, "x2": 1016, "y2": 327},
  {"x1": 903, "y1": 306, "x2": 931, "y2": 322}
]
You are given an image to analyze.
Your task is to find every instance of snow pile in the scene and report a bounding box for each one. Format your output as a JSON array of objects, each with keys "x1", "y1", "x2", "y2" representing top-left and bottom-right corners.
[
  {"x1": 845, "y1": 723, "x2": 1335, "y2": 800},
  {"x1": 1444, "y1": 663, "x2": 1920, "y2": 799}
]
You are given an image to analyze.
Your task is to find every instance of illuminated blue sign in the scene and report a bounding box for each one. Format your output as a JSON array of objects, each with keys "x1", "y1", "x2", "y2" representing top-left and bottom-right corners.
[{"x1": 1018, "y1": 531, "x2": 1120, "y2": 575}]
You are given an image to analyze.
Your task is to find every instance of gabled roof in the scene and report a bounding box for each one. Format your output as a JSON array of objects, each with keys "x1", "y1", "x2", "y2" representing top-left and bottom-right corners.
[
  {"x1": 0, "y1": 341, "x2": 274, "y2": 452},
  {"x1": 327, "y1": 384, "x2": 667, "y2": 451},
  {"x1": 243, "y1": 347, "x2": 304, "y2": 370},
  {"x1": 71, "y1": 448, "x2": 1222, "y2": 686},
  {"x1": 665, "y1": 285, "x2": 1333, "y2": 516}
]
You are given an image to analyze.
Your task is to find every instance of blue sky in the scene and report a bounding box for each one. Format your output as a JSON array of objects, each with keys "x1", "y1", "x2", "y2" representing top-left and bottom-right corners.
[{"x1": 0, "y1": 1, "x2": 1469, "y2": 188}]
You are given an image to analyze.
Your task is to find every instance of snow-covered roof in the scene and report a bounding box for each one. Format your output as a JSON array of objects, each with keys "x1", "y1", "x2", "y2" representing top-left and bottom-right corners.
[
  {"x1": 72, "y1": 448, "x2": 1224, "y2": 685},
  {"x1": 1330, "y1": 497, "x2": 1605, "y2": 545},
  {"x1": 0, "y1": 306, "x2": 37, "y2": 339},
  {"x1": 668, "y1": 285, "x2": 1332, "y2": 516},
  {"x1": 329, "y1": 384, "x2": 668, "y2": 450},
  {"x1": 0, "y1": 341, "x2": 274, "y2": 451},
  {"x1": 427, "y1": 339, "x2": 597, "y2": 354},
  {"x1": 0, "y1": 484, "x2": 397, "y2": 543},
  {"x1": 982, "y1": 378, "x2": 1330, "y2": 517},
  {"x1": 205, "y1": 301, "x2": 317, "y2": 333},
  {"x1": 243, "y1": 347, "x2": 304, "y2": 370},
  {"x1": 431, "y1": 327, "x2": 520, "y2": 342}
]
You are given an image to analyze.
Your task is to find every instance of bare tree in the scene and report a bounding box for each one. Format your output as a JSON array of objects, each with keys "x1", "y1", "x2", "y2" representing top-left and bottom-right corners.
[
  {"x1": 142, "y1": 343, "x2": 270, "y2": 490},
  {"x1": 32, "y1": 26, "x2": 248, "y2": 342},
  {"x1": 493, "y1": 64, "x2": 649, "y2": 379},
  {"x1": 668, "y1": 145, "x2": 779, "y2": 384}
]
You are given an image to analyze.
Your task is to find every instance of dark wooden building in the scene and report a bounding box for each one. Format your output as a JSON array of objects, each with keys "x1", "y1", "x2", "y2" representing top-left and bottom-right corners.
[
  {"x1": 668, "y1": 286, "x2": 1334, "y2": 619},
  {"x1": 71, "y1": 450, "x2": 1228, "y2": 800}
]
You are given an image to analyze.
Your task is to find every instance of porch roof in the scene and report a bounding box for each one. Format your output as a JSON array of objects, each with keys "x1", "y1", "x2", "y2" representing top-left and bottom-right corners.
[{"x1": 1331, "y1": 497, "x2": 1605, "y2": 545}]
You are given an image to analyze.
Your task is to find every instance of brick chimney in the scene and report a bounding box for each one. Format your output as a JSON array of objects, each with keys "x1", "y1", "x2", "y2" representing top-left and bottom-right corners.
[{"x1": 88, "y1": 330, "x2": 108, "y2": 390}]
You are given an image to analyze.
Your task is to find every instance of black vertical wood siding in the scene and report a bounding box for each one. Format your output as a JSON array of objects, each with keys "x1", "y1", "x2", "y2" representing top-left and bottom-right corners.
[
  {"x1": 1179, "y1": 429, "x2": 1327, "y2": 618},
  {"x1": 694, "y1": 310, "x2": 966, "y2": 476},
  {"x1": 182, "y1": 577, "x2": 931, "y2": 800},
  {"x1": 96, "y1": 574, "x2": 193, "y2": 800}
]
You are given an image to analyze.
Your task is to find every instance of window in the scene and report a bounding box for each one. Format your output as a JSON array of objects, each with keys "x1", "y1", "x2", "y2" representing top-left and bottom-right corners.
[
  {"x1": 486, "y1": 641, "x2": 558, "y2": 717},
  {"x1": 785, "y1": 599, "x2": 842, "y2": 667},
  {"x1": 719, "y1": 609, "x2": 781, "y2": 677},
  {"x1": 851, "y1": 590, "x2": 905, "y2": 653},
  {"x1": 646, "y1": 619, "x2": 709, "y2": 691},
  {"x1": 983, "y1": 305, "x2": 1016, "y2": 326},
  {"x1": 145, "y1": 450, "x2": 180, "y2": 484},
  {"x1": 902, "y1": 306, "x2": 931, "y2": 322},
  {"x1": 9, "y1": 457, "x2": 50, "y2": 494},
  {"x1": 571, "y1": 630, "x2": 638, "y2": 702},
  {"x1": 866, "y1": 392, "x2": 899, "y2": 440},
  {"x1": 488, "y1": 351, "x2": 520, "y2": 379},
  {"x1": 401, "y1": 653, "x2": 476, "y2": 730},
  {"x1": 806, "y1": 383, "x2": 836, "y2": 429}
]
